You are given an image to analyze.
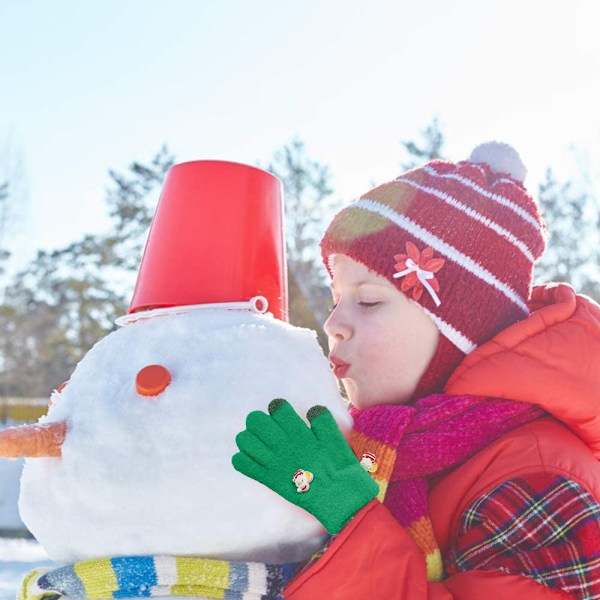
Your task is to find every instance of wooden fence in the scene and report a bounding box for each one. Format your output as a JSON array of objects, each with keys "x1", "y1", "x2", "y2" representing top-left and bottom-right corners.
[{"x1": 0, "y1": 397, "x2": 48, "y2": 424}]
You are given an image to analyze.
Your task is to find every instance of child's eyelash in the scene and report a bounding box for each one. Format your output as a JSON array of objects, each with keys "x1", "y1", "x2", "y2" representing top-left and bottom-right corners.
[
  {"x1": 328, "y1": 301, "x2": 381, "y2": 311},
  {"x1": 358, "y1": 301, "x2": 381, "y2": 308}
]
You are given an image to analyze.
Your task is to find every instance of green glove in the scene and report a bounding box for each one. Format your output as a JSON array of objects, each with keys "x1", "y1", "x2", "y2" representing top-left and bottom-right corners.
[{"x1": 232, "y1": 398, "x2": 379, "y2": 534}]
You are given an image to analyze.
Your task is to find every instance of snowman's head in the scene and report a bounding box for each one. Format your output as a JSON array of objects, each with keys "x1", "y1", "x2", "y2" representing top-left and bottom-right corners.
[{"x1": 12, "y1": 309, "x2": 351, "y2": 564}]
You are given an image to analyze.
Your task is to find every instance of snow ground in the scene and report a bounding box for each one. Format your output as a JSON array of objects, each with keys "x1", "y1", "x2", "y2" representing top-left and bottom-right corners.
[{"x1": 0, "y1": 538, "x2": 58, "y2": 600}]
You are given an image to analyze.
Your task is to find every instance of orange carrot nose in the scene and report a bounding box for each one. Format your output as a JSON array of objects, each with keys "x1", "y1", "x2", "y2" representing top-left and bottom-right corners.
[{"x1": 0, "y1": 421, "x2": 67, "y2": 458}]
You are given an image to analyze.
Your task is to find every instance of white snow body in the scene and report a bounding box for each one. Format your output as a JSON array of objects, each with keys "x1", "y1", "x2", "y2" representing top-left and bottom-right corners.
[{"x1": 19, "y1": 310, "x2": 352, "y2": 565}]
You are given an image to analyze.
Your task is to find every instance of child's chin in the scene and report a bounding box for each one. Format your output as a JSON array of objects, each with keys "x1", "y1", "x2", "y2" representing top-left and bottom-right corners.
[
  {"x1": 351, "y1": 392, "x2": 412, "y2": 410},
  {"x1": 348, "y1": 394, "x2": 376, "y2": 411}
]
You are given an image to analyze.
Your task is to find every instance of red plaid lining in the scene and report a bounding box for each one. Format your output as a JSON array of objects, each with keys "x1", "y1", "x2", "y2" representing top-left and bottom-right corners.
[{"x1": 447, "y1": 472, "x2": 600, "y2": 599}]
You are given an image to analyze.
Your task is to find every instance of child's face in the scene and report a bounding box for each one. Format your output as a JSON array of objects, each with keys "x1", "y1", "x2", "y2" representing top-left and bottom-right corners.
[{"x1": 324, "y1": 255, "x2": 439, "y2": 409}]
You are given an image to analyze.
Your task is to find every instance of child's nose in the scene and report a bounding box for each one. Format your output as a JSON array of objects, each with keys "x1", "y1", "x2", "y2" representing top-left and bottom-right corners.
[{"x1": 323, "y1": 306, "x2": 352, "y2": 341}]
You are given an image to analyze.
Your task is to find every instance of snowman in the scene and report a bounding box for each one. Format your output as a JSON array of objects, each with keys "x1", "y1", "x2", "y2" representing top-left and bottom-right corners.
[{"x1": 0, "y1": 161, "x2": 352, "y2": 600}]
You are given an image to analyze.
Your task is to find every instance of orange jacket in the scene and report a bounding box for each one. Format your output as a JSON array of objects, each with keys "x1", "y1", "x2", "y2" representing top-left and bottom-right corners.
[{"x1": 284, "y1": 283, "x2": 600, "y2": 599}]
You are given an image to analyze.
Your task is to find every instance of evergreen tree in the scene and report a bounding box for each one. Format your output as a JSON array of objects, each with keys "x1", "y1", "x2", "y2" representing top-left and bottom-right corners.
[
  {"x1": 105, "y1": 145, "x2": 175, "y2": 272},
  {"x1": 0, "y1": 148, "x2": 174, "y2": 397},
  {"x1": 399, "y1": 117, "x2": 446, "y2": 170},
  {"x1": 266, "y1": 138, "x2": 340, "y2": 345},
  {"x1": 535, "y1": 169, "x2": 600, "y2": 301}
]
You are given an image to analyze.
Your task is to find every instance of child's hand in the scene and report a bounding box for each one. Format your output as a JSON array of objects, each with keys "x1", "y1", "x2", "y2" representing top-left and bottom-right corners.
[{"x1": 232, "y1": 398, "x2": 379, "y2": 534}]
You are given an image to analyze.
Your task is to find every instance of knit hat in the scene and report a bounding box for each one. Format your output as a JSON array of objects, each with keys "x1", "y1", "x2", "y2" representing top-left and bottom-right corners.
[{"x1": 320, "y1": 142, "x2": 547, "y2": 396}]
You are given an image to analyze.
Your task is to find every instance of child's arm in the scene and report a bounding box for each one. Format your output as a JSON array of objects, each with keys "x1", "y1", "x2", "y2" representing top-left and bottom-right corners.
[
  {"x1": 233, "y1": 400, "x2": 596, "y2": 599},
  {"x1": 444, "y1": 471, "x2": 600, "y2": 599},
  {"x1": 283, "y1": 472, "x2": 598, "y2": 599},
  {"x1": 283, "y1": 497, "x2": 573, "y2": 600}
]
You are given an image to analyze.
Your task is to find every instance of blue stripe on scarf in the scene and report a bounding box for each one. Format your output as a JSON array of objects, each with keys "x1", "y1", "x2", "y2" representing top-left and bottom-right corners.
[
  {"x1": 282, "y1": 562, "x2": 299, "y2": 584},
  {"x1": 228, "y1": 562, "x2": 248, "y2": 591},
  {"x1": 111, "y1": 556, "x2": 157, "y2": 597}
]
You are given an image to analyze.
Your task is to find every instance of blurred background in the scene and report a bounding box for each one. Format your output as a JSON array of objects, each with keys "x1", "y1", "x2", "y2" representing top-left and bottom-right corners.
[{"x1": 0, "y1": 0, "x2": 599, "y2": 593}]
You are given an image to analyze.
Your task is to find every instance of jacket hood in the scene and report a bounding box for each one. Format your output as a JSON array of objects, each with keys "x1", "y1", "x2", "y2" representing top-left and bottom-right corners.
[{"x1": 445, "y1": 282, "x2": 600, "y2": 457}]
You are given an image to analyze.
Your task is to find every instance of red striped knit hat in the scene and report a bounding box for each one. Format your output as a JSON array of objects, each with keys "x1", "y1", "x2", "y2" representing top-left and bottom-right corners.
[{"x1": 320, "y1": 142, "x2": 547, "y2": 396}]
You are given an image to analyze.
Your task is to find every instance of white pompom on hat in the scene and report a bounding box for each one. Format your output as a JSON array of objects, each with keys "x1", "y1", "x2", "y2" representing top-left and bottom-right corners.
[{"x1": 469, "y1": 141, "x2": 528, "y2": 184}]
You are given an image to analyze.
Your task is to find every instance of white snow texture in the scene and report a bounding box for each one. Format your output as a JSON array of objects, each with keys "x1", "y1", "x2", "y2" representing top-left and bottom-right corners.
[{"x1": 19, "y1": 310, "x2": 352, "y2": 565}]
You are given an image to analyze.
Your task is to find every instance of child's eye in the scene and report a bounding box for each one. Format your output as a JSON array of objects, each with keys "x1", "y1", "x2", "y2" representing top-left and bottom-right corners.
[
  {"x1": 328, "y1": 302, "x2": 338, "y2": 313},
  {"x1": 358, "y1": 301, "x2": 381, "y2": 308}
]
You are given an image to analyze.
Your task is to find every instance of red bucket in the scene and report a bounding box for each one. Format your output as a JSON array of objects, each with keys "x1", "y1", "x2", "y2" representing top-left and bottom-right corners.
[{"x1": 129, "y1": 160, "x2": 288, "y2": 321}]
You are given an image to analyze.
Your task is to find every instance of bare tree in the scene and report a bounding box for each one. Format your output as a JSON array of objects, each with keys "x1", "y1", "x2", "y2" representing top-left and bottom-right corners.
[{"x1": 0, "y1": 139, "x2": 27, "y2": 275}]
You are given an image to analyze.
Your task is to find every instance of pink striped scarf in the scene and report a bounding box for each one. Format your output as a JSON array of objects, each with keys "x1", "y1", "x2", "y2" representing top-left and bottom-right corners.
[{"x1": 348, "y1": 394, "x2": 544, "y2": 582}]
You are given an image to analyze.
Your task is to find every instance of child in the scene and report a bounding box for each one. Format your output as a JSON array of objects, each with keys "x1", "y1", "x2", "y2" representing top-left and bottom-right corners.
[{"x1": 233, "y1": 142, "x2": 600, "y2": 599}]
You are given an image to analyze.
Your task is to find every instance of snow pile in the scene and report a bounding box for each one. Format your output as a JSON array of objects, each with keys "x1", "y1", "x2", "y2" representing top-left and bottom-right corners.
[
  {"x1": 19, "y1": 310, "x2": 351, "y2": 564},
  {"x1": 0, "y1": 538, "x2": 58, "y2": 600},
  {"x1": 0, "y1": 459, "x2": 25, "y2": 530}
]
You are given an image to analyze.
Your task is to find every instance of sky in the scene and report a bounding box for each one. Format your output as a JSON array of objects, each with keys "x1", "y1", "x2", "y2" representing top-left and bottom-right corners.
[{"x1": 1, "y1": 0, "x2": 599, "y2": 279}]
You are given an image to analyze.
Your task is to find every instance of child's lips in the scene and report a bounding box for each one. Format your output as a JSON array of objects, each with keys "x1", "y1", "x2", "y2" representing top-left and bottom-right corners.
[
  {"x1": 329, "y1": 356, "x2": 350, "y2": 378},
  {"x1": 333, "y1": 364, "x2": 350, "y2": 378}
]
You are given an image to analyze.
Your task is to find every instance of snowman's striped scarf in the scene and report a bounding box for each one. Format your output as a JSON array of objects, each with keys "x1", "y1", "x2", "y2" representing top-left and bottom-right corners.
[{"x1": 19, "y1": 556, "x2": 300, "y2": 600}]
